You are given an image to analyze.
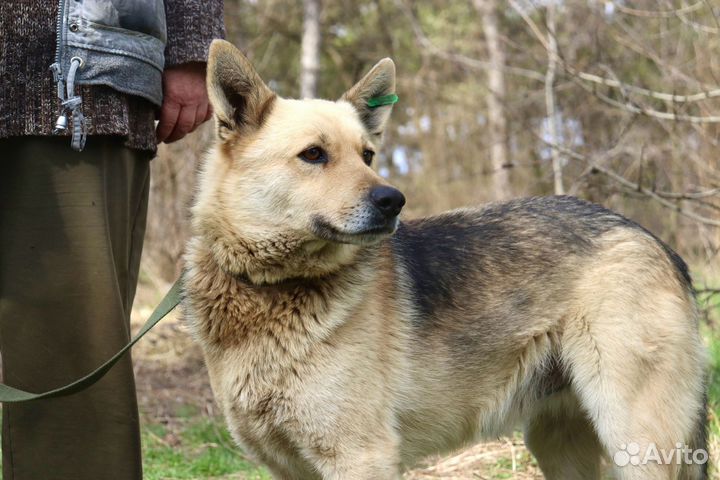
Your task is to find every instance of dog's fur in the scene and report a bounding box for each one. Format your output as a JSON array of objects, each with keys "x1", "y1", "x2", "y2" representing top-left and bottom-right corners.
[{"x1": 183, "y1": 40, "x2": 708, "y2": 479}]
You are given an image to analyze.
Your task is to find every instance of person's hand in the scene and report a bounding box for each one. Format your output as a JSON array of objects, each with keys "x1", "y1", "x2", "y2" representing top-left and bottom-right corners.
[{"x1": 156, "y1": 62, "x2": 212, "y2": 143}]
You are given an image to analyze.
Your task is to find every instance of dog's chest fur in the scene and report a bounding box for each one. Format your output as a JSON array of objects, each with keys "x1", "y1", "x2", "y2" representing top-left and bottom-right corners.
[{"x1": 183, "y1": 240, "x2": 406, "y2": 466}]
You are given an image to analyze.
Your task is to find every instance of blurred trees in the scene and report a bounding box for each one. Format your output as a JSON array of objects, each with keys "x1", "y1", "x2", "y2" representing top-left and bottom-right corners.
[{"x1": 146, "y1": 0, "x2": 720, "y2": 287}]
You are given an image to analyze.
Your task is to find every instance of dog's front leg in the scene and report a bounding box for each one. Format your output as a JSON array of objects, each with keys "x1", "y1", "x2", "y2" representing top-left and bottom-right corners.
[
  {"x1": 306, "y1": 435, "x2": 402, "y2": 480},
  {"x1": 316, "y1": 451, "x2": 401, "y2": 480}
]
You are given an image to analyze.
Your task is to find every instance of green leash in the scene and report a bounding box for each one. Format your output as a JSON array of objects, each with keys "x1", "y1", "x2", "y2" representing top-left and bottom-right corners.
[{"x1": 0, "y1": 278, "x2": 183, "y2": 403}]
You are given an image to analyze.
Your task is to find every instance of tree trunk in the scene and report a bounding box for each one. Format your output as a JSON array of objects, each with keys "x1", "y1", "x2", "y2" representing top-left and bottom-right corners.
[
  {"x1": 300, "y1": 0, "x2": 321, "y2": 98},
  {"x1": 544, "y1": 2, "x2": 564, "y2": 195},
  {"x1": 475, "y1": 0, "x2": 511, "y2": 200}
]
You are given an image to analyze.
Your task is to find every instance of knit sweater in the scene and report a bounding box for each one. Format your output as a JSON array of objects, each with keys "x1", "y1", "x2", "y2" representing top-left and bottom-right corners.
[{"x1": 0, "y1": 1, "x2": 225, "y2": 152}]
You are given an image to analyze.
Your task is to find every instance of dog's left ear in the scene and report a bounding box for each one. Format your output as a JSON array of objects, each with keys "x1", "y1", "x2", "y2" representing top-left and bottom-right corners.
[{"x1": 340, "y1": 58, "x2": 396, "y2": 140}]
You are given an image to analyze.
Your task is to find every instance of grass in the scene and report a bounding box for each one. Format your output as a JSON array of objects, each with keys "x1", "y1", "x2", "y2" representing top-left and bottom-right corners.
[
  {"x1": 141, "y1": 406, "x2": 270, "y2": 480},
  {"x1": 697, "y1": 289, "x2": 719, "y2": 478},
  {"x1": 142, "y1": 418, "x2": 271, "y2": 480},
  {"x1": 705, "y1": 323, "x2": 720, "y2": 478}
]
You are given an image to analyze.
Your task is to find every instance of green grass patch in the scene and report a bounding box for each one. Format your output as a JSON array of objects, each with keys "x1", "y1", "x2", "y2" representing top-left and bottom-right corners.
[
  {"x1": 142, "y1": 416, "x2": 270, "y2": 480},
  {"x1": 708, "y1": 331, "x2": 720, "y2": 430},
  {"x1": 704, "y1": 329, "x2": 720, "y2": 479},
  {"x1": 704, "y1": 327, "x2": 720, "y2": 477},
  {"x1": 700, "y1": 293, "x2": 720, "y2": 432}
]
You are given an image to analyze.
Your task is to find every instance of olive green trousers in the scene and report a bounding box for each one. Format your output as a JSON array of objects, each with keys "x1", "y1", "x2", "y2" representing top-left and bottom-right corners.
[{"x1": 0, "y1": 137, "x2": 151, "y2": 479}]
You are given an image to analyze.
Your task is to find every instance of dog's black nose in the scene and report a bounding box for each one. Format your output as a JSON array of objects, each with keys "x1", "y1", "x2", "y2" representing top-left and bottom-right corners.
[{"x1": 369, "y1": 186, "x2": 406, "y2": 218}]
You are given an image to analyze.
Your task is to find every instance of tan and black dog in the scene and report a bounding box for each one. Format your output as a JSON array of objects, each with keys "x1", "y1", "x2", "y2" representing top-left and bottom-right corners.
[{"x1": 183, "y1": 39, "x2": 708, "y2": 479}]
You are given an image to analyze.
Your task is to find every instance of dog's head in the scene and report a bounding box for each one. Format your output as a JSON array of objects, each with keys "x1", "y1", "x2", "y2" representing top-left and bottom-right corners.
[{"x1": 193, "y1": 40, "x2": 404, "y2": 281}]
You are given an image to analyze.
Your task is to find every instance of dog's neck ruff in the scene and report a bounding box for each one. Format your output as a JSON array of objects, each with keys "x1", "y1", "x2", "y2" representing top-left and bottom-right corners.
[
  {"x1": 228, "y1": 268, "x2": 312, "y2": 289},
  {"x1": 192, "y1": 222, "x2": 366, "y2": 287}
]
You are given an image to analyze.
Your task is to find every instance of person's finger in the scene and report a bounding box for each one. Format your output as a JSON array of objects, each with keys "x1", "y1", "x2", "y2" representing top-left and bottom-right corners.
[
  {"x1": 203, "y1": 103, "x2": 213, "y2": 123},
  {"x1": 195, "y1": 103, "x2": 208, "y2": 131},
  {"x1": 165, "y1": 104, "x2": 198, "y2": 143},
  {"x1": 156, "y1": 101, "x2": 180, "y2": 144}
]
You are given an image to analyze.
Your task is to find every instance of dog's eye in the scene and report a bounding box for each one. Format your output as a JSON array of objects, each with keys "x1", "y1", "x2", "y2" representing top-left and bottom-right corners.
[
  {"x1": 362, "y1": 149, "x2": 375, "y2": 166},
  {"x1": 299, "y1": 146, "x2": 327, "y2": 164}
]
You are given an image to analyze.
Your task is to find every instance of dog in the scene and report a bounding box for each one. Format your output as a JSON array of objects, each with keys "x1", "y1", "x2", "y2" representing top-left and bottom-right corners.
[{"x1": 182, "y1": 39, "x2": 708, "y2": 479}]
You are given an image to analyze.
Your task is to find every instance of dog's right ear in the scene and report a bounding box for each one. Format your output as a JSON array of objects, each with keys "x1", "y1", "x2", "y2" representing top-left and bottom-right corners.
[{"x1": 207, "y1": 40, "x2": 276, "y2": 137}]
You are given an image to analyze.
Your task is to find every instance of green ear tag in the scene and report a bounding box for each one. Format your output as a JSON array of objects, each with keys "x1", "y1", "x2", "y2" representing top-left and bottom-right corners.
[{"x1": 367, "y1": 94, "x2": 399, "y2": 108}]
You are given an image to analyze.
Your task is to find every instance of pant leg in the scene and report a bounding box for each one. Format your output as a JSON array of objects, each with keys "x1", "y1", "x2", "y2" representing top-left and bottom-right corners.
[{"x1": 0, "y1": 136, "x2": 151, "y2": 480}]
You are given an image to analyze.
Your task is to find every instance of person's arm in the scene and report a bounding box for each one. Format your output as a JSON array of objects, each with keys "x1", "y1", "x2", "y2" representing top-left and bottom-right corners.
[{"x1": 156, "y1": 0, "x2": 225, "y2": 144}]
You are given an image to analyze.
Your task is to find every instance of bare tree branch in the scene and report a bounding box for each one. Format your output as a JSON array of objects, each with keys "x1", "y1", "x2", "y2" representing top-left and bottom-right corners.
[
  {"x1": 576, "y1": 80, "x2": 720, "y2": 123},
  {"x1": 544, "y1": 141, "x2": 720, "y2": 227},
  {"x1": 651, "y1": 188, "x2": 720, "y2": 200},
  {"x1": 569, "y1": 70, "x2": 720, "y2": 103},
  {"x1": 395, "y1": 0, "x2": 546, "y2": 82},
  {"x1": 676, "y1": 13, "x2": 720, "y2": 35},
  {"x1": 610, "y1": 1, "x2": 704, "y2": 18},
  {"x1": 510, "y1": 1, "x2": 720, "y2": 107}
]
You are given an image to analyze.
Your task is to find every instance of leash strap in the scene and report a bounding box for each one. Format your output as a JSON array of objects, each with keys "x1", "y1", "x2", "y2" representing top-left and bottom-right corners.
[{"x1": 0, "y1": 278, "x2": 183, "y2": 403}]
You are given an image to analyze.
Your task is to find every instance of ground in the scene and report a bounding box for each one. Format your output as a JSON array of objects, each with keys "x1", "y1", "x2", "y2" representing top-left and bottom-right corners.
[{"x1": 131, "y1": 281, "x2": 720, "y2": 480}]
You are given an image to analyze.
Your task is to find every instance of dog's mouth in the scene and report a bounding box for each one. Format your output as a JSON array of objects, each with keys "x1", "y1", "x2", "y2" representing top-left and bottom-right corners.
[{"x1": 310, "y1": 215, "x2": 398, "y2": 245}]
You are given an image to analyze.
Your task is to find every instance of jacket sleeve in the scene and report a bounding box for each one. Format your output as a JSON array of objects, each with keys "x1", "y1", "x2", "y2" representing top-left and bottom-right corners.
[{"x1": 163, "y1": 0, "x2": 225, "y2": 67}]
